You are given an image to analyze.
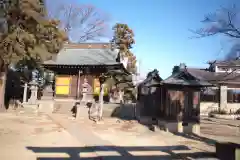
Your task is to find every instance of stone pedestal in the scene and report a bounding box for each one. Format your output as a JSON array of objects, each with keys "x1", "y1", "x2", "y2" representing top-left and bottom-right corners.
[
  {"x1": 21, "y1": 104, "x2": 39, "y2": 113},
  {"x1": 163, "y1": 122, "x2": 183, "y2": 133},
  {"x1": 38, "y1": 100, "x2": 54, "y2": 113},
  {"x1": 41, "y1": 85, "x2": 54, "y2": 100},
  {"x1": 157, "y1": 120, "x2": 200, "y2": 134},
  {"x1": 183, "y1": 123, "x2": 200, "y2": 135}
]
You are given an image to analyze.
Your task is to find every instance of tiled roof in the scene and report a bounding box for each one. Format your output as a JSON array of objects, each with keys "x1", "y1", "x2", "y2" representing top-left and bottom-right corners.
[
  {"x1": 139, "y1": 70, "x2": 163, "y2": 87},
  {"x1": 187, "y1": 68, "x2": 240, "y2": 83},
  {"x1": 44, "y1": 43, "x2": 120, "y2": 66},
  {"x1": 211, "y1": 59, "x2": 240, "y2": 66},
  {"x1": 162, "y1": 70, "x2": 213, "y2": 87},
  {"x1": 162, "y1": 67, "x2": 212, "y2": 87}
]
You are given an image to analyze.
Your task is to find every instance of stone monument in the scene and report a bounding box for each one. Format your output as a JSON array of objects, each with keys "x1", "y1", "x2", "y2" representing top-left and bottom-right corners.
[
  {"x1": 21, "y1": 80, "x2": 39, "y2": 113},
  {"x1": 28, "y1": 81, "x2": 38, "y2": 105}
]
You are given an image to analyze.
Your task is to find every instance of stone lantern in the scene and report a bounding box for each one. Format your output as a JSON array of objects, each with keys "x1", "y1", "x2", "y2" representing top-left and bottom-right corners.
[
  {"x1": 81, "y1": 78, "x2": 92, "y2": 103},
  {"x1": 28, "y1": 80, "x2": 38, "y2": 105}
]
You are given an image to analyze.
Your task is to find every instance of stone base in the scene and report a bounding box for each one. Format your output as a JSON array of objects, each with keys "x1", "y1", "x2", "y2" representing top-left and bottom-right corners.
[
  {"x1": 139, "y1": 116, "x2": 153, "y2": 125},
  {"x1": 38, "y1": 100, "x2": 54, "y2": 113},
  {"x1": 22, "y1": 103, "x2": 39, "y2": 113},
  {"x1": 157, "y1": 120, "x2": 200, "y2": 135},
  {"x1": 158, "y1": 120, "x2": 183, "y2": 133},
  {"x1": 183, "y1": 123, "x2": 200, "y2": 135}
]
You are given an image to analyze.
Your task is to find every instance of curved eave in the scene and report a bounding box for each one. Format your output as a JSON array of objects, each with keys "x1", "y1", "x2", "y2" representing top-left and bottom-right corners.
[
  {"x1": 161, "y1": 82, "x2": 214, "y2": 88},
  {"x1": 43, "y1": 63, "x2": 130, "y2": 75}
]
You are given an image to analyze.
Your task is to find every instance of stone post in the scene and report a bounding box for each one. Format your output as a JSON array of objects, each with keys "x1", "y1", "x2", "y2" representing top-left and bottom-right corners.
[
  {"x1": 76, "y1": 102, "x2": 81, "y2": 120},
  {"x1": 99, "y1": 84, "x2": 104, "y2": 119},
  {"x1": 219, "y1": 85, "x2": 227, "y2": 111},
  {"x1": 23, "y1": 83, "x2": 28, "y2": 103}
]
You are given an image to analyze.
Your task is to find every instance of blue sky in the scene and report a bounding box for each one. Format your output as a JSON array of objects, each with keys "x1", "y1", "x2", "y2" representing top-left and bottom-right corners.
[{"x1": 46, "y1": 0, "x2": 239, "y2": 79}]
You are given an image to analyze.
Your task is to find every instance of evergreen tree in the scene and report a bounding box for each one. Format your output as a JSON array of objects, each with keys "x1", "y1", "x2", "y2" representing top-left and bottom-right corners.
[
  {"x1": 111, "y1": 23, "x2": 137, "y2": 73},
  {"x1": 0, "y1": 0, "x2": 67, "y2": 110},
  {"x1": 104, "y1": 23, "x2": 138, "y2": 102}
]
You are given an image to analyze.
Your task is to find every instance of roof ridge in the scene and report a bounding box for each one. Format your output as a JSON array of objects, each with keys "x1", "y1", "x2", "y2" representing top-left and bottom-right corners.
[
  {"x1": 64, "y1": 42, "x2": 111, "y2": 45},
  {"x1": 63, "y1": 43, "x2": 112, "y2": 49}
]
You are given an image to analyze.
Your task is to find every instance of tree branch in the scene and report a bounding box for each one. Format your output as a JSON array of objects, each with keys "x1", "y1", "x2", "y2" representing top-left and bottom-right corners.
[{"x1": 50, "y1": 3, "x2": 110, "y2": 42}]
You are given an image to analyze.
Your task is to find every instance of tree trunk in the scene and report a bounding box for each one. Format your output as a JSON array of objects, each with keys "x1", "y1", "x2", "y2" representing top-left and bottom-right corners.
[
  {"x1": 0, "y1": 71, "x2": 7, "y2": 112},
  {"x1": 98, "y1": 84, "x2": 104, "y2": 120}
]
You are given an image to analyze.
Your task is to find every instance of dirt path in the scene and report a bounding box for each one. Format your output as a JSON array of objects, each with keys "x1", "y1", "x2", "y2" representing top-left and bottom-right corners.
[
  {"x1": 50, "y1": 114, "x2": 218, "y2": 159},
  {"x1": 0, "y1": 112, "x2": 225, "y2": 160},
  {"x1": 0, "y1": 113, "x2": 98, "y2": 160}
]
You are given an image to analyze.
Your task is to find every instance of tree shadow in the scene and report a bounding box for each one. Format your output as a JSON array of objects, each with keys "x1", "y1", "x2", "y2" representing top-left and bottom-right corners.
[
  {"x1": 26, "y1": 145, "x2": 216, "y2": 160},
  {"x1": 201, "y1": 117, "x2": 240, "y2": 128},
  {"x1": 110, "y1": 103, "x2": 136, "y2": 121},
  {"x1": 173, "y1": 132, "x2": 217, "y2": 146}
]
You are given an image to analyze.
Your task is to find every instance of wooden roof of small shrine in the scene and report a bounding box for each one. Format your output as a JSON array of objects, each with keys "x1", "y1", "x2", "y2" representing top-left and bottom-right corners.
[
  {"x1": 43, "y1": 43, "x2": 121, "y2": 67},
  {"x1": 162, "y1": 65, "x2": 213, "y2": 87},
  {"x1": 138, "y1": 69, "x2": 163, "y2": 87}
]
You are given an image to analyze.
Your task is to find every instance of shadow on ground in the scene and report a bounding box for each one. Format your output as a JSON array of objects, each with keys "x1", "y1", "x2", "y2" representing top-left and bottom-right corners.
[
  {"x1": 110, "y1": 103, "x2": 136, "y2": 121},
  {"x1": 173, "y1": 132, "x2": 217, "y2": 146},
  {"x1": 27, "y1": 145, "x2": 216, "y2": 160},
  {"x1": 201, "y1": 117, "x2": 240, "y2": 128}
]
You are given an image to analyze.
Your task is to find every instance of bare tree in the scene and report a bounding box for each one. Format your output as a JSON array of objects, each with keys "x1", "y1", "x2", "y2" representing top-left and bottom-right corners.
[
  {"x1": 49, "y1": 3, "x2": 111, "y2": 42},
  {"x1": 192, "y1": 5, "x2": 240, "y2": 39},
  {"x1": 192, "y1": 5, "x2": 240, "y2": 59},
  {"x1": 192, "y1": 5, "x2": 240, "y2": 109},
  {"x1": 190, "y1": 4, "x2": 240, "y2": 81}
]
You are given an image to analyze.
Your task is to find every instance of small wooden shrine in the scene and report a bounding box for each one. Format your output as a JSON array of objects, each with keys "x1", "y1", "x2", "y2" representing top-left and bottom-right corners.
[
  {"x1": 161, "y1": 64, "x2": 213, "y2": 123},
  {"x1": 137, "y1": 64, "x2": 213, "y2": 134},
  {"x1": 136, "y1": 69, "x2": 162, "y2": 118},
  {"x1": 43, "y1": 43, "x2": 128, "y2": 100}
]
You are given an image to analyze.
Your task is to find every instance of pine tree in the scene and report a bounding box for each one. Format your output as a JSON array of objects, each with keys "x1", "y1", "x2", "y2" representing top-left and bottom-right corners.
[
  {"x1": 111, "y1": 23, "x2": 137, "y2": 73},
  {"x1": 0, "y1": 0, "x2": 67, "y2": 110},
  {"x1": 105, "y1": 23, "x2": 138, "y2": 102}
]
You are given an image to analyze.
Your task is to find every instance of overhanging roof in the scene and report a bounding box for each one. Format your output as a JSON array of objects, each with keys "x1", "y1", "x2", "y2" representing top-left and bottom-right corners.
[
  {"x1": 43, "y1": 43, "x2": 120, "y2": 66},
  {"x1": 187, "y1": 68, "x2": 240, "y2": 84},
  {"x1": 162, "y1": 70, "x2": 213, "y2": 87}
]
